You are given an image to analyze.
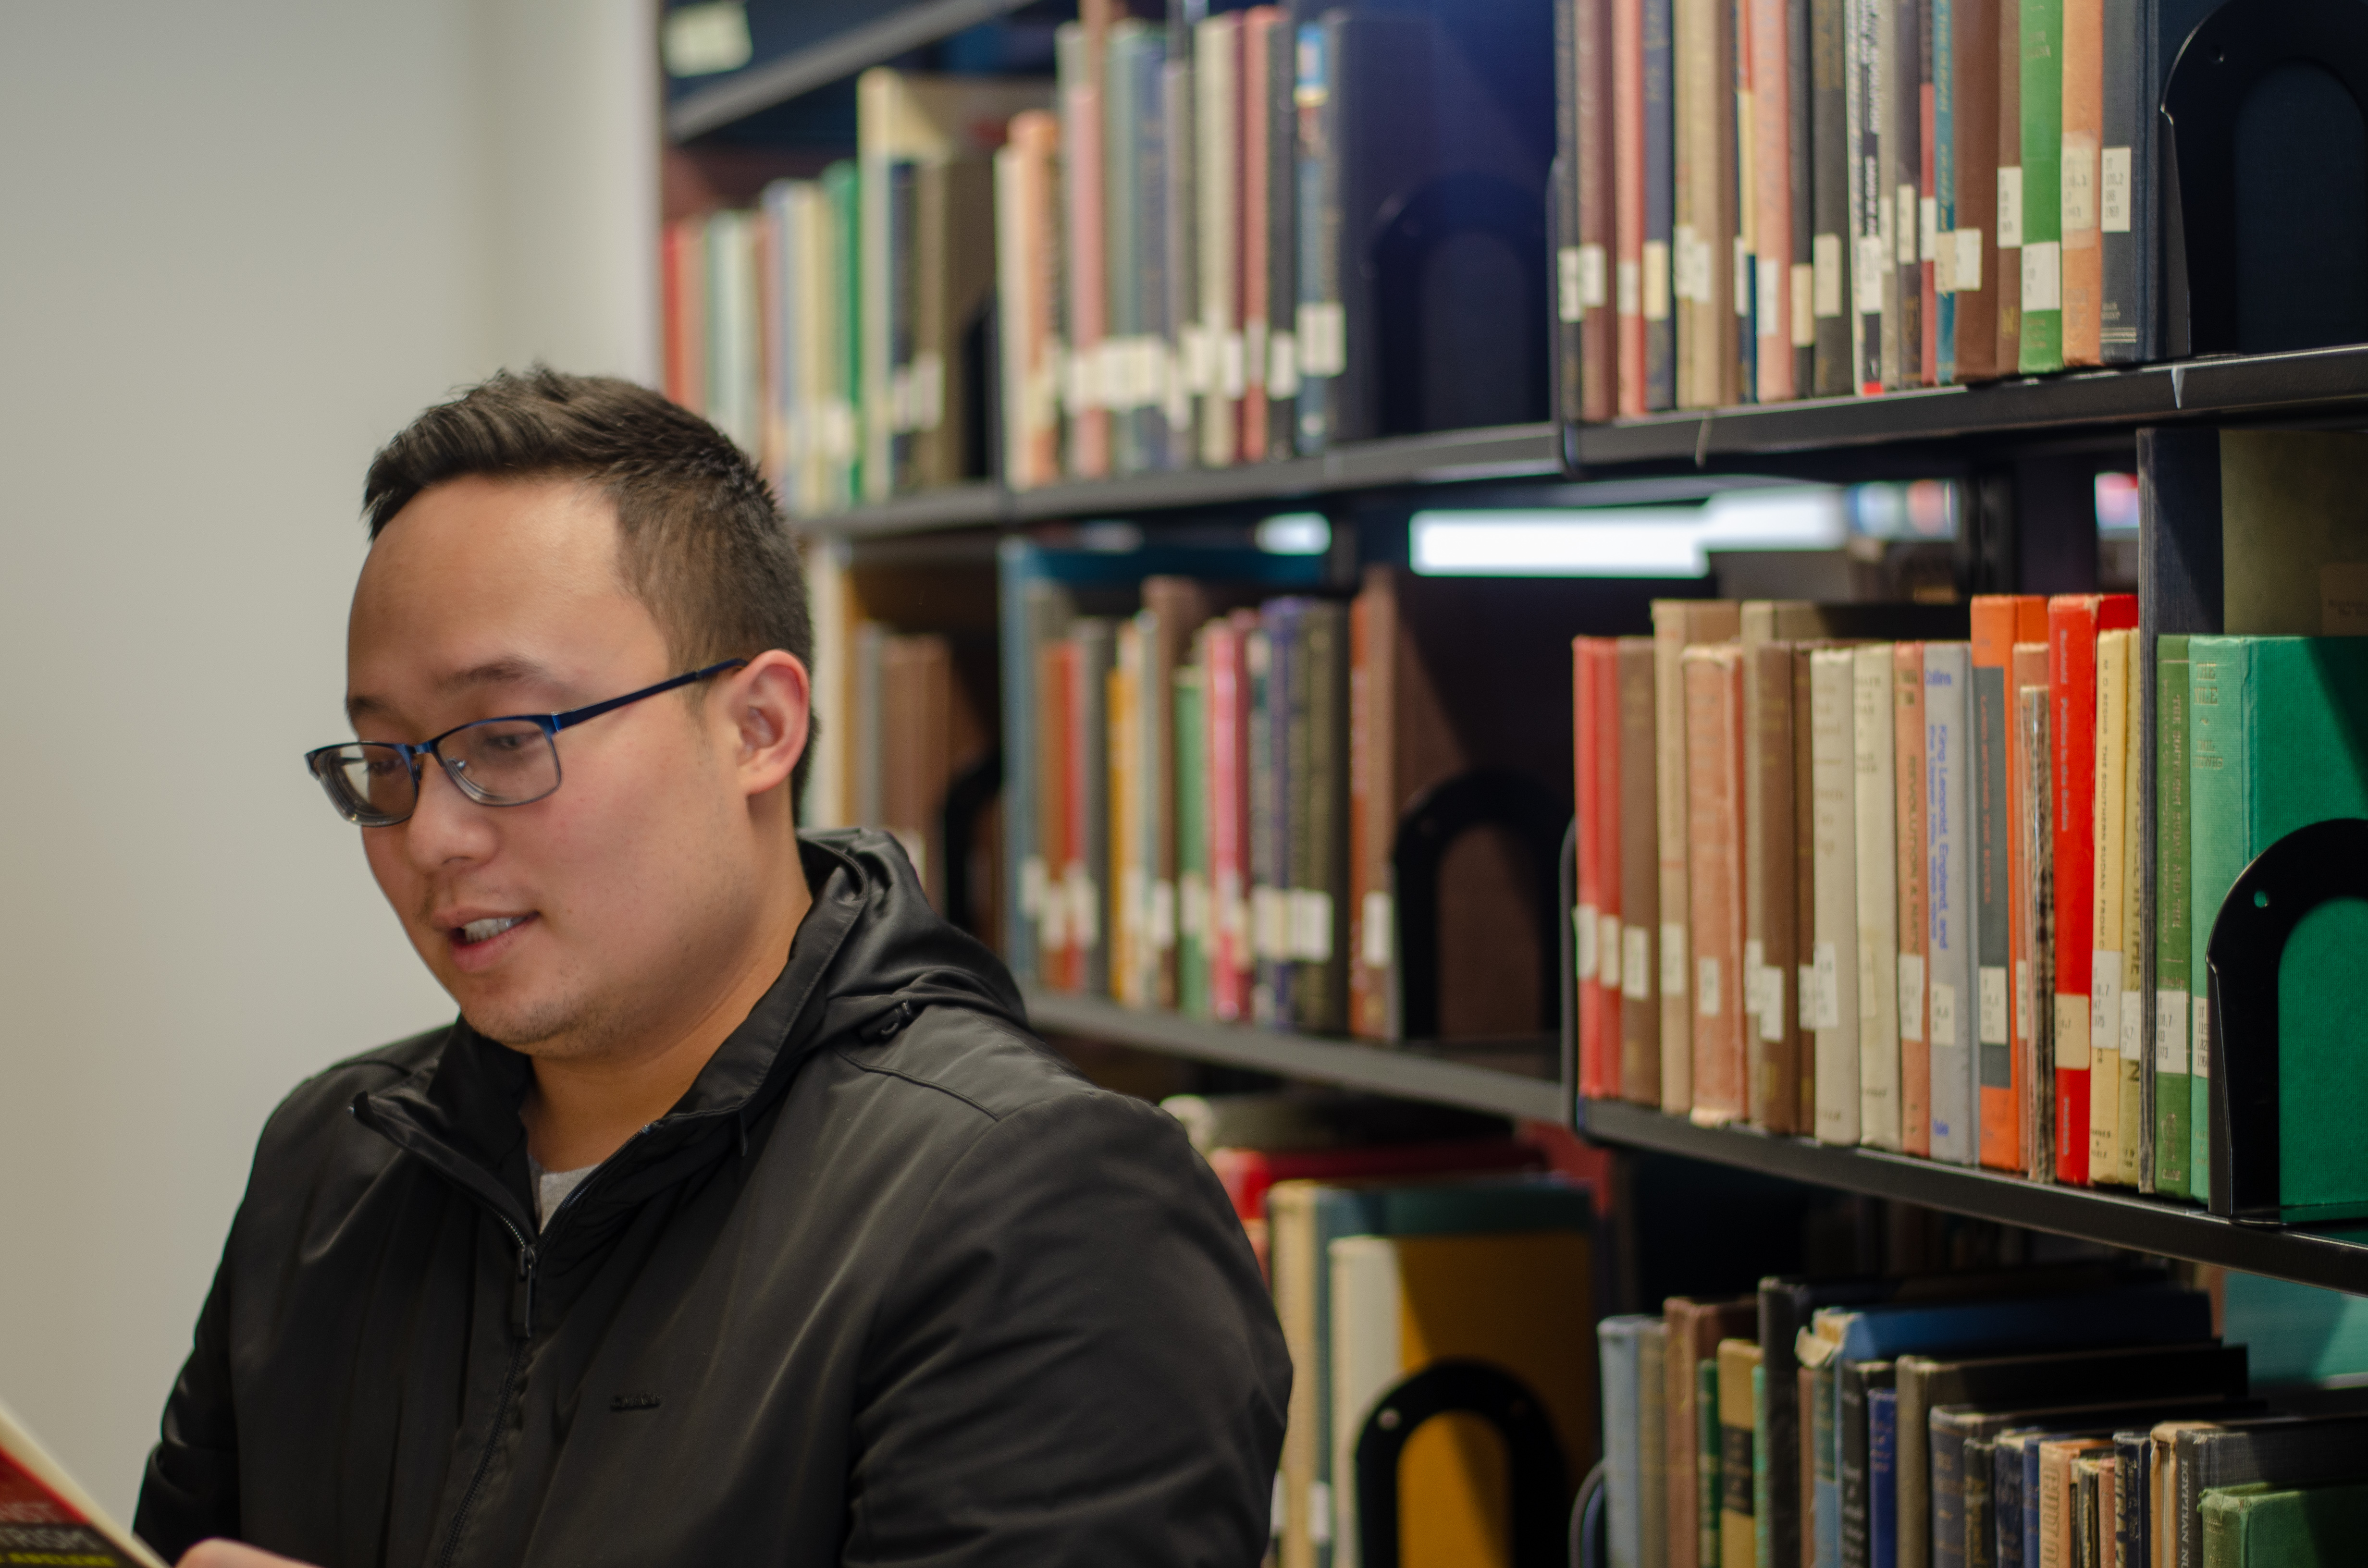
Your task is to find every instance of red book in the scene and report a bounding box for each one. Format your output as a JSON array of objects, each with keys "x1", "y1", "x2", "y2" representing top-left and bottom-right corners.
[
  {"x1": 1612, "y1": 0, "x2": 1647, "y2": 414},
  {"x1": 1206, "y1": 614, "x2": 1253, "y2": 1021},
  {"x1": 1576, "y1": 637, "x2": 1606, "y2": 1095},
  {"x1": 662, "y1": 219, "x2": 705, "y2": 413},
  {"x1": 1038, "y1": 639, "x2": 1078, "y2": 991},
  {"x1": 1204, "y1": 1139, "x2": 1547, "y2": 1224},
  {"x1": 2046, "y1": 593, "x2": 2136, "y2": 1183},
  {"x1": 1592, "y1": 641, "x2": 1626, "y2": 1094}
]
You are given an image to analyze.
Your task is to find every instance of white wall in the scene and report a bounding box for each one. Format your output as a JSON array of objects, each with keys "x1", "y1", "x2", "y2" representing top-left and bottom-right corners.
[{"x1": 0, "y1": 0, "x2": 654, "y2": 1522}]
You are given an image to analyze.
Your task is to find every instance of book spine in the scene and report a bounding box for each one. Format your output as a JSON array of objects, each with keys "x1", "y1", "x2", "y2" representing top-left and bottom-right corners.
[
  {"x1": 1106, "y1": 27, "x2": 1147, "y2": 478},
  {"x1": 1748, "y1": 642, "x2": 1801, "y2": 1130},
  {"x1": 1790, "y1": 0, "x2": 1817, "y2": 396},
  {"x1": 1839, "y1": 1365, "x2": 1882, "y2": 1568},
  {"x1": 1795, "y1": 648, "x2": 1823, "y2": 1130},
  {"x1": 2152, "y1": 635, "x2": 2192, "y2": 1199},
  {"x1": 1613, "y1": 0, "x2": 1649, "y2": 416},
  {"x1": 1195, "y1": 15, "x2": 1241, "y2": 466},
  {"x1": 1580, "y1": 637, "x2": 1609, "y2": 1094},
  {"x1": 1721, "y1": 1345, "x2": 1763, "y2": 1568},
  {"x1": 1853, "y1": 646, "x2": 1903, "y2": 1149},
  {"x1": 1754, "y1": 1365, "x2": 1773, "y2": 1568},
  {"x1": 1702, "y1": 1359, "x2": 1725, "y2": 1568},
  {"x1": 1643, "y1": 1326, "x2": 1671, "y2": 1568},
  {"x1": 1265, "y1": 14, "x2": 1296, "y2": 461},
  {"x1": 1950, "y1": 0, "x2": 1998, "y2": 378},
  {"x1": 1076, "y1": 622, "x2": 1114, "y2": 995},
  {"x1": 1753, "y1": 0, "x2": 1796, "y2": 400},
  {"x1": 2058, "y1": 0, "x2": 2102, "y2": 366},
  {"x1": 1933, "y1": 0, "x2": 1956, "y2": 381},
  {"x1": 1655, "y1": 604, "x2": 1700, "y2": 1112},
  {"x1": 1912, "y1": 0, "x2": 1935, "y2": 385},
  {"x1": 2086, "y1": 628, "x2": 2131, "y2": 1184},
  {"x1": 1208, "y1": 620, "x2": 1248, "y2": 1021},
  {"x1": 1108, "y1": 627, "x2": 1142, "y2": 1004},
  {"x1": 1964, "y1": 1436, "x2": 1997, "y2": 1568},
  {"x1": 1237, "y1": 12, "x2": 1271, "y2": 464},
  {"x1": 1622, "y1": 640, "x2": 1666, "y2": 1102},
  {"x1": 1934, "y1": 1419, "x2": 1968, "y2": 1568},
  {"x1": 1598, "y1": 643, "x2": 1630, "y2": 1096},
  {"x1": 1811, "y1": 648, "x2": 1863, "y2": 1143},
  {"x1": 2015, "y1": 0, "x2": 2062, "y2": 372},
  {"x1": 1176, "y1": 664, "x2": 1209, "y2": 1017},
  {"x1": 1061, "y1": 26, "x2": 1114, "y2": 478},
  {"x1": 2048, "y1": 597, "x2": 2100, "y2": 1183},
  {"x1": 1895, "y1": 643, "x2": 1932, "y2": 1157},
  {"x1": 1348, "y1": 579, "x2": 1386, "y2": 1039},
  {"x1": 1648, "y1": 0, "x2": 1680, "y2": 406},
  {"x1": 1994, "y1": 0, "x2": 2022, "y2": 372},
  {"x1": 1972, "y1": 606, "x2": 2019, "y2": 1168},
  {"x1": 1165, "y1": 49, "x2": 1200, "y2": 469},
  {"x1": 2097, "y1": 0, "x2": 2137, "y2": 360},
  {"x1": 1870, "y1": 1389, "x2": 1898, "y2": 1568},
  {"x1": 1671, "y1": 1314, "x2": 1701, "y2": 1568},
  {"x1": 1847, "y1": 0, "x2": 1884, "y2": 392},
  {"x1": 1811, "y1": 0, "x2": 1853, "y2": 392},
  {"x1": 2017, "y1": 680, "x2": 2056, "y2": 1183},
  {"x1": 1879, "y1": 0, "x2": 1916, "y2": 388},
  {"x1": 1295, "y1": 602, "x2": 1346, "y2": 1032},
  {"x1": 1926, "y1": 643, "x2": 1975, "y2": 1164},
  {"x1": 1293, "y1": 22, "x2": 1331, "y2": 455},
  {"x1": 1574, "y1": 0, "x2": 1620, "y2": 422},
  {"x1": 1605, "y1": 1322, "x2": 1646, "y2": 1568},
  {"x1": 1687, "y1": 647, "x2": 1750, "y2": 1124},
  {"x1": 1815, "y1": 1360, "x2": 1843, "y2": 1568},
  {"x1": 2184, "y1": 638, "x2": 2242, "y2": 1212},
  {"x1": 2116, "y1": 633, "x2": 2147, "y2": 1190},
  {"x1": 1737, "y1": 0, "x2": 1759, "y2": 406},
  {"x1": 1675, "y1": 0, "x2": 1716, "y2": 405}
]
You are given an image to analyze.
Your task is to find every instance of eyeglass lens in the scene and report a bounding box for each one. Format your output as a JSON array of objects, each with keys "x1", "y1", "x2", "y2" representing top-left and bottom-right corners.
[{"x1": 319, "y1": 720, "x2": 560, "y2": 823}]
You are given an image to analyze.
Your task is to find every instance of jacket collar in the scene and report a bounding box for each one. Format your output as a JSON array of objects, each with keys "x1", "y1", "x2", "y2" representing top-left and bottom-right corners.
[{"x1": 349, "y1": 831, "x2": 1011, "y2": 1249}]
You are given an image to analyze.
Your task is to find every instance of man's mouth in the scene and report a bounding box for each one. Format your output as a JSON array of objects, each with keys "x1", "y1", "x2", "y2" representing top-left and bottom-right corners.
[{"x1": 455, "y1": 914, "x2": 533, "y2": 945}]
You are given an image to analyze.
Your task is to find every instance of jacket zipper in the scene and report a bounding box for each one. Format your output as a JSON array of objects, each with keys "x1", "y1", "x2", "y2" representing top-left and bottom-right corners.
[{"x1": 433, "y1": 1218, "x2": 536, "y2": 1568}]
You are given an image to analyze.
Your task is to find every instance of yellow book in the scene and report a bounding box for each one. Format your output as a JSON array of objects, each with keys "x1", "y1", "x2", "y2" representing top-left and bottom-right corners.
[
  {"x1": 1108, "y1": 622, "x2": 1142, "y2": 1006},
  {"x1": 1716, "y1": 1339, "x2": 1762, "y2": 1568},
  {"x1": 2118, "y1": 653, "x2": 2147, "y2": 1188},
  {"x1": 1331, "y1": 1230, "x2": 1595, "y2": 1568},
  {"x1": 1270, "y1": 1182, "x2": 1325, "y2": 1568},
  {"x1": 2087, "y1": 628, "x2": 2132, "y2": 1184}
]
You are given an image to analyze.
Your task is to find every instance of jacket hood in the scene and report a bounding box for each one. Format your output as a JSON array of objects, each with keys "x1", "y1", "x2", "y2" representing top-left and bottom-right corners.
[{"x1": 351, "y1": 829, "x2": 1029, "y2": 1242}]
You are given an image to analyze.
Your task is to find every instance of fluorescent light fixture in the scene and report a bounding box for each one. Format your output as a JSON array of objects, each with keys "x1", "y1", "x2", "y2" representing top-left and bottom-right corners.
[
  {"x1": 1410, "y1": 489, "x2": 1845, "y2": 577},
  {"x1": 1256, "y1": 513, "x2": 1332, "y2": 554}
]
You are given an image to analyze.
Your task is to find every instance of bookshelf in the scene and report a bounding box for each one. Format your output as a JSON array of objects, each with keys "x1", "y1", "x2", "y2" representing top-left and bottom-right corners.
[{"x1": 669, "y1": 1, "x2": 2368, "y2": 1302}]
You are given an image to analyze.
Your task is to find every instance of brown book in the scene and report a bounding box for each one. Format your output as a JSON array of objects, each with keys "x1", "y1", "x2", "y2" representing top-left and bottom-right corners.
[
  {"x1": 1744, "y1": 641, "x2": 1801, "y2": 1131},
  {"x1": 1238, "y1": 8, "x2": 1279, "y2": 461},
  {"x1": 908, "y1": 159, "x2": 995, "y2": 490},
  {"x1": 1618, "y1": 638, "x2": 1664, "y2": 1103},
  {"x1": 1951, "y1": 0, "x2": 2001, "y2": 379},
  {"x1": 1995, "y1": 0, "x2": 2023, "y2": 372},
  {"x1": 1893, "y1": 642, "x2": 1931, "y2": 1156},
  {"x1": 1578, "y1": 0, "x2": 1619, "y2": 421},
  {"x1": 1142, "y1": 578, "x2": 1218, "y2": 1009},
  {"x1": 1666, "y1": 1298, "x2": 1758, "y2": 1568},
  {"x1": 1674, "y1": 0, "x2": 1739, "y2": 407},
  {"x1": 2039, "y1": 1437, "x2": 2114, "y2": 1568},
  {"x1": 1294, "y1": 600, "x2": 1350, "y2": 1032},
  {"x1": 1654, "y1": 600, "x2": 1743, "y2": 1111},
  {"x1": 1685, "y1": 644, "x2": 1749, "y2": 1125},
  {"x1": 2059, "y1": 0, "x2": 2103, "y2": 366},
  {"x1": 1036, "y1": 637, "x2": 1075, "y2": 987},
  {"x1": 1350, "y1": 568, "x2": 1576, "y2": 1040},
  {"x1": 1791, "y1": 644, "x2": 1822, "y2": 1132},
  {"x1": 1349, "y1": 578, "x2": 1394, "y2": 1039},
  {"x1": 880, "y1": 633, "x2": 994, "y2": 922}
]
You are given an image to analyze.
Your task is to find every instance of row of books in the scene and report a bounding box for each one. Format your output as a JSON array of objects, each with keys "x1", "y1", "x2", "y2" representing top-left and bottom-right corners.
[
  {"x1": 1554, "y1": 0, "x2": 2207, "y2": 412},
  {"x1": 1602, "y1": 1269, "x2": 2368, "y2": 1568},
  {"x1": 1003, "y1": 545, "x2": 1573, "y2": 1042},
  {"x1": 1574, "y1": 585, "x2": 2368, "y2": 1207},
  {"x1": 1165, "y1": 1092, "x2": 1593, "y2": 1568}
]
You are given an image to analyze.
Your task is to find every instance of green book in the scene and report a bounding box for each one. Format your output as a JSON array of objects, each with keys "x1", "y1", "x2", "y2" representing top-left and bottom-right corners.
[
  {"x1": 2201, "y1": 1481, "x2": 2368, "y2": 1567},
  {"x1": 1174, "y1": 664, "x2": 1209, "y2": 1017},
  {"x1": 2154, "y1": 635, "x2": 2193, "y2": 1199},
  {"x1": 1700, "y1": 1358, "x2": 1722, "y2": 1568},
  {"x1": 824, "y1": 159, "x2": 863, "y2": 506},
  {"x1": 2016, "y1": 0, "x2": 2064, "y2": 372},
  {"x1": 2186, "y1": 637, "x2": 2368, "y2": 1216}
]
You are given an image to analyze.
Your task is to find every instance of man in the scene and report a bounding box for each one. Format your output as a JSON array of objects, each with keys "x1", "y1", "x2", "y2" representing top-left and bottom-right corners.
[{"x1": 136, "y1": 369, "x2": 1289, "y2": 1568}]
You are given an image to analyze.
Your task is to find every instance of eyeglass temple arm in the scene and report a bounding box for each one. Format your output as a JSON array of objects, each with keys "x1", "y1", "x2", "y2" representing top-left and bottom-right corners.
[{"x1": 544, "y1": 659, "x2": 748, "y2": 735}]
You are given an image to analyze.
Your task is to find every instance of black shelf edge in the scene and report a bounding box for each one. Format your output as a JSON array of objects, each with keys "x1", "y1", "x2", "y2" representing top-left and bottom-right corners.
[
  {"x1": 1570, "y1": 343, "x2": 2368, "y2": 467},
  {"x1": 1023, "y1": 987, "x2": 1566, "y2": 1123},
  {"x1": 1579, "y1": 1096, "x2": 2368, "y2": 1296},
  {"x1": 668, "y1": 0, "x2": 1035, "y2": 142},
  {"x1": 793, "y1": 481, "x2": 1007, "y2": 537}
]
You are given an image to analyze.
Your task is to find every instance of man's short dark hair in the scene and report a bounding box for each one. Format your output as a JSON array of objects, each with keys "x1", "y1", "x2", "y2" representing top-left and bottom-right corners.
[{"x1": 363, "y1": 367, "x2": 818, "y2": 812}]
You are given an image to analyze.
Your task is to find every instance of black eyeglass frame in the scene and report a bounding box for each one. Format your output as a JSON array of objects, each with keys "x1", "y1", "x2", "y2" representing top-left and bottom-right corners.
[{"x1": 304, "y1": 659, "x2": 750, "y2": 827}]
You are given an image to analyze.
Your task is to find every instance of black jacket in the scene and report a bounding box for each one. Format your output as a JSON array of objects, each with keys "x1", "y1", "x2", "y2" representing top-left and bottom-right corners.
[{"x1": 135, "y1": 832, "x2": 1288, "y2": 1568}]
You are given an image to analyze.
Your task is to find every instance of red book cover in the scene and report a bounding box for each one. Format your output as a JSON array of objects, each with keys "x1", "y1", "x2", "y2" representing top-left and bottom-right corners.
[
  {"x1": 1576, "y1": 637, "x2": 1606, "y2": 1095},
  {"x1": 2046, "y1": 592, "x2": 2136, "y2": 1182},
  {"x1": 1204, "y1": 1139, "x2": 1547, "y2": 1223},
  {"x1": 1038, "y1": 640, "x2": 1078, "y2": 991},
  {"x1": 1973, "y1": 596, "x2": 2050, "y2": 1170},
  {"x1": 1613, "y1": 0, "x2": 1648, "y2": 414},
  {"x1": 0, "y1": 1417, "x2": 163, "y2": 1568},
  {"x1": 1207, "y1": 615, "x2": 1251, "y2": 1021},
  {"x1": 1593, "y1": 640, "x2": 1626, "y2": 1094}
]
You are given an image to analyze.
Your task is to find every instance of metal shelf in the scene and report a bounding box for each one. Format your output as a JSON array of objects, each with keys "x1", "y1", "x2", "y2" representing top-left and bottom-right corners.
[
  {"x1": 668, "y1": 0, "x2": 1035, "y2": 142},
  {"x1": 1569, "y1": 343, "x2": 2368, "y2": 470},
  {"x1": 1579, "y1": 1096, "x2": 2368, "y2": 1296},
  {"x1": 1022, "y1": 987, "x2": 1566, "y2": 1123}
]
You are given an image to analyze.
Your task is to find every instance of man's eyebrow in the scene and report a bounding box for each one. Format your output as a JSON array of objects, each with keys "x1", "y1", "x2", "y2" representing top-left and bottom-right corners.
[{"x1": 344, "y1": 657, "x2": 566, "y2": 725}]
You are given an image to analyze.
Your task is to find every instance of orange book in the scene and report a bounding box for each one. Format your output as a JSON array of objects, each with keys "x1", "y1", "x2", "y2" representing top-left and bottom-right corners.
[
  {"x1": 1684, "y1": 644, "x2": 1748, "y2": 1125},
  {"x1": 662, "y1": 219, "x2": 706, "y2": 413},
  {"x1": 2059, "y1": 0, "x2": 2104, "y2": 364},
  {"x1": 1972, "y1": 597, "x2": 2050, "y2": 1169},
  {"x1": 1893, "y1": 643, "x2": 1931, "y2": 1156}
]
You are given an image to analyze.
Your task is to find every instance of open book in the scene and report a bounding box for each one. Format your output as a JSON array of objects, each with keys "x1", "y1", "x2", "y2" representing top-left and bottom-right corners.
[{"x1": 0, "y1": 1394, "x2": 169, "y2": 1568}]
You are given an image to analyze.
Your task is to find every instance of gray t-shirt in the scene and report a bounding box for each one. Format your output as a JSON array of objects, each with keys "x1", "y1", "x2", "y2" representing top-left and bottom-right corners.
[{"x1": 527, "y1": 1157, "x2": 594, "y2": 1230}]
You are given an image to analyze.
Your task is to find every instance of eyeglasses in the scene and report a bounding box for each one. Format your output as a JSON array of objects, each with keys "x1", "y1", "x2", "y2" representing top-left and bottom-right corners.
[{"x1": 305, "y1": 660, "x2": 748, "y2": 827}]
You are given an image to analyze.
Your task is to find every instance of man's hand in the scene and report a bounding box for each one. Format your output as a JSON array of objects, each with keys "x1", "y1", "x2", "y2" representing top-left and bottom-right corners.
[{"x1": 176, "y1": 1542, "x2": 317, "y2": 1568}]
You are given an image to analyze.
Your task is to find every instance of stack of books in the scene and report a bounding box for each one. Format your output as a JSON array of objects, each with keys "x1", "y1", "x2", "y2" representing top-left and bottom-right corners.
[
  {"x1": 1555, "y1": 0, "x2": 2212, "y2": 413},
  {"x1": 1602, "y1": 1268, "x2": 2368, "y2": 1568}
]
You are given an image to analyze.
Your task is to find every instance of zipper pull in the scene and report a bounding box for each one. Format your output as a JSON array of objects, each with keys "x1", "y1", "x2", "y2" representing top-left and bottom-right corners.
[{"x1": 511, "y1": 1242, "x2": 538, "y2": 1339}]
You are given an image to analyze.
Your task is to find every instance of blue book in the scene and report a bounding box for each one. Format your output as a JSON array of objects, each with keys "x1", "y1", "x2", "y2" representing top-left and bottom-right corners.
[
  {"x1": 1870, "y1": 1388, "x2": 1898, "y2": 1568},
  {"x1": 1932, "y1": 0, "x2": 1955, "y2": 380},
  {"x1": 1812, "y1": 1282, "x2": 2211, "y2": 1366},
  {"x1": 1924, "y1": 643, "x2": 1975, "y2": 1163},
  {"x1": 1814, "y1": 1335, "x2": 1844, "y2": 1568},
  {"x1": 1601, "y1": 1315, "x2": 1651, "y2": 1568},
  {"x1": 1993, "y1": 1430, "x2": 2025, "y2": 1568}
]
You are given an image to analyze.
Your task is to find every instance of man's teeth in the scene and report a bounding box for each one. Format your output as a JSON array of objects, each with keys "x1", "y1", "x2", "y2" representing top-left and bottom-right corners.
[{"x1": 461, "y1": 916, "x2": 527, "y2": 943}]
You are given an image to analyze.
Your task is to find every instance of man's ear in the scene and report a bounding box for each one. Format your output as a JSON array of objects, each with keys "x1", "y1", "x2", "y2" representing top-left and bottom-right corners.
[{"x1": 721, "y1": 650, "x2": 809, "y2": 802}]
